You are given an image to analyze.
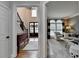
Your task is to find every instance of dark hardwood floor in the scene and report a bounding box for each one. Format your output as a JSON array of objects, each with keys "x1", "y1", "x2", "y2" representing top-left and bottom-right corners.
[{"x1": 16, "y1": 50, "x2": 38, "y2": 58}]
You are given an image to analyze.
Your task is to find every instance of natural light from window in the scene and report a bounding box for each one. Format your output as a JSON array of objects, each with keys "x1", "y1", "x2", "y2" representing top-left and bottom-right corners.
[
  {"x1": 50, "y1": 20, "x2": 62, "y2": 35},
  {"x1": 32, "y1": 7, "x2": 37, "y2": 17}
]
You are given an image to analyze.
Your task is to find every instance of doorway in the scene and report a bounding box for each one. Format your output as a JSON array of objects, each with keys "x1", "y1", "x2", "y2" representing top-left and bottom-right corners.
[{"x1": 16, "y1": 6, "x2": 39, "y2": 58}]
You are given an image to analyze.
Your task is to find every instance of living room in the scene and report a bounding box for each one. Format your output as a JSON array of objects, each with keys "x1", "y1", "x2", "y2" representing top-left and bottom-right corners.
[{"x1": 46, "y1": 1, "x2": 79, "y2": 58}]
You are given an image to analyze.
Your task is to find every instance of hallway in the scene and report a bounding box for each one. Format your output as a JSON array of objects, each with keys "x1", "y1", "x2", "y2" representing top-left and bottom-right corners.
[
  {"x1": 23, "y1": 38, "x2": 38, "y2": 50},
  {"x1": 17, "y1": 38, "x2": 38, "y2": 58}
]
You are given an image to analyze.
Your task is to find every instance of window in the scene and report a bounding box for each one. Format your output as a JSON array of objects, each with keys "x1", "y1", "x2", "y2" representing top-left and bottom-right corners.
[
  {"x1": 50, "y1": 20, "x2": 56, "y2": 36},
  {"x1": 35, "y1": 23, "x2": 38, "y2": 33},
  {"x1": 29, "y1": 22, "x2": 38, "y2": 37},
  {"x1": 30, "y1": 23, "x2": 34, "y2": 33},
  {"x1": 50, "y1": 20, "x2": 62, "y2": 35},
  {"x1": 32, "y1": 7, "x2": 37, "y2": 17},
  {"x1": 56, "y1": 20, "x2": 62, "y2": 34}
]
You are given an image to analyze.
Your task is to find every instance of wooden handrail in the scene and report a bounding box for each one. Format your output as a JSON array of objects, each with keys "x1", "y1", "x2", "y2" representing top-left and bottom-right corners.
[{"x1": 17, "y1": 12, "x2": 26, "y2": 31}]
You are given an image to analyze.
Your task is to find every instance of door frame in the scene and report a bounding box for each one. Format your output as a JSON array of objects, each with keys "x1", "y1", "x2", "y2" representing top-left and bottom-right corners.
[
  {"x1": 12, "y1": 2, "x2": 41, "y2": 57},
  {"x1": 12, "y1": 1, "x2": 49, "y2": 58}
]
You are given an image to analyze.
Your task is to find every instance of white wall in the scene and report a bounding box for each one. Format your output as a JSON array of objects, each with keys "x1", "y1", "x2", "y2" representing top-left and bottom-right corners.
[{"x1": 71, "y1": 15, "x2": 79, "y2": 32}]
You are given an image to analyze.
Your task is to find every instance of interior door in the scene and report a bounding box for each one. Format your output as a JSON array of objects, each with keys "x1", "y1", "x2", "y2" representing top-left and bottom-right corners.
[
  {"x1": 0, "y1": 2, "x2": 10, "y2": 58},
  {"x1": 29, "y1": 22, "x2": 38, "y2": 37}
]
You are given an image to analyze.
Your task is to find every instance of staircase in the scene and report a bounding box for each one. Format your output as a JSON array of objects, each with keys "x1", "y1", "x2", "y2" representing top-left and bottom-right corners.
[{"x1": 17, "y1": 12, "x2": 26, "y2": 31}]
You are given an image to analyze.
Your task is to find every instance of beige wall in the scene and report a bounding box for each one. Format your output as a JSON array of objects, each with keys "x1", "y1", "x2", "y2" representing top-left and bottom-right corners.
[{"x1": 17, "y1": 7, "x2": 38, "y2": 29}]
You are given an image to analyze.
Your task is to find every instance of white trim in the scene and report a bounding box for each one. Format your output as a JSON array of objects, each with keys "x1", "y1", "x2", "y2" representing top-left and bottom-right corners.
[
  {"x1": 38, "y1": 2, "x2": 48, "y2": 57},
  {"x1": 11, "y1": 3, "x2": 17, "y2": 58}
]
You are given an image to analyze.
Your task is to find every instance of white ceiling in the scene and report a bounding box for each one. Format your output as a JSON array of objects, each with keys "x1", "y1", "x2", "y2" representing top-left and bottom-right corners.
[{"x1": 46, "y1": 1, "x2": 78, "y2": 18}]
